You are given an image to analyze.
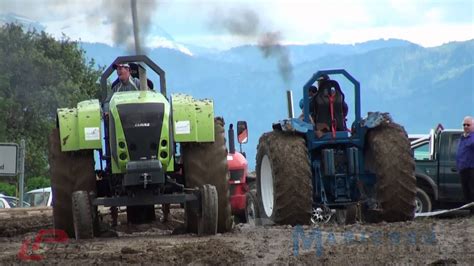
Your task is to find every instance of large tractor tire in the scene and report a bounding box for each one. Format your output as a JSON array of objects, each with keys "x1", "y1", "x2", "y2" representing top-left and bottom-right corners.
[
  {"x1": 72, "y1": 191, "x2": 94, "y2": 240},
  {"x1": 48, "y1": 128, "x2": 96, "y2": 238},
  {"x1": 181, "y1": 117, "x2": 232, "y2": 233},
  {"x1": 365, "y1": 118, "x2": 416, "y2": 222},
  {"x1": 255, "y1": 131, "x2": 312, "y2": 225}
]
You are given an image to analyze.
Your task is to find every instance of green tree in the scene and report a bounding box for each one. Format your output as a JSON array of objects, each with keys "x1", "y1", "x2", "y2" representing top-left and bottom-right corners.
[
  {"x1": 26, "y1": 176, "x2": 51, "y2": 191},
  {"x1": 0, "y1": 24, "x2": 103, "y2": 180},
  {"x1": 0, "y1": 182, "x2": 16, "y2": 196}
]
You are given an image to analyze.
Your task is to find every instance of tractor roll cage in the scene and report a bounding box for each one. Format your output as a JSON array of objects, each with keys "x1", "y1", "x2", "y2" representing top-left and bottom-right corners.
[
  {"x1": 100, "y1": 55, "x2": 167, "y2": 101},
  {"x1": 302, "y1": 69, "x2": 364, "y2": 151},
  {"x1": 302, "y1": 69, "x2": 361, "y2": 128}
]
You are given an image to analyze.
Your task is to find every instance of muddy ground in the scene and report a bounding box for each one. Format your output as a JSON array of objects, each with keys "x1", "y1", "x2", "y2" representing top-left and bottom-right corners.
[{"x1": 0, "y1": 207, "x2": 472, "y2": 265}]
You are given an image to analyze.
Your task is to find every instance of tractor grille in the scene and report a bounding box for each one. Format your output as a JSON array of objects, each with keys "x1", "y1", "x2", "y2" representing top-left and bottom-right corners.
[
  {"x1": 229, "y1": 169, "x2": 244, "y2": 181},
  {"x1": 117, "y1": 103, "x2": 164, "y2": 161}
]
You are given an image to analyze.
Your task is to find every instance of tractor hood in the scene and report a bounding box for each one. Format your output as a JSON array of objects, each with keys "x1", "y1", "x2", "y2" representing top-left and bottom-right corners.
[{"x1": 108, "y1": 90, "x2": 171, "y2": 173}]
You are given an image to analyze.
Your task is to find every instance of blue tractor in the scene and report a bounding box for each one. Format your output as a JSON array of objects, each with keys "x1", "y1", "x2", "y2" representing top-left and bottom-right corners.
[{"x1": 255, "y1": 69, "x2": 416, "y2": 225}]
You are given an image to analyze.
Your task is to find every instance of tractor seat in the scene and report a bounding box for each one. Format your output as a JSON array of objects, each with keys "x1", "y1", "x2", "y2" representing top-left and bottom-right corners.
[
  {"x1": 311, "y1": 79, "x2": 347, "y2": 131},
  {"x1": 111, "y1": 78, "x2": 154, "y2": 91}
]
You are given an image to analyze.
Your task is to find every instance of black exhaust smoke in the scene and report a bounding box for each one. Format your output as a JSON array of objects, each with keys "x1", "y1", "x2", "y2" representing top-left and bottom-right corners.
[
  {"x1": 208, "y1": 8, "x2": 293, "y2": 85},
  {"x1": 101, "y1": 0, "x2": 158, "y2": 54}
]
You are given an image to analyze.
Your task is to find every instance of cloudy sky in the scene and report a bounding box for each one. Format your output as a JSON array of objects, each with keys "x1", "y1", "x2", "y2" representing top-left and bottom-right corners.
[{"x1": 1, "y1": 0, "x2": 473, "y2": 49}]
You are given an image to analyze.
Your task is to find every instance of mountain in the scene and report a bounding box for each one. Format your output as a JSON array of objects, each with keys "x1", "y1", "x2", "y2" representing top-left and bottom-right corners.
[
  {"x1": 206, "y1": 38, "x2": 416, "y2": 67},
  {"x1": 80, "y1": 39, "x2": 474, "y2": 170}
]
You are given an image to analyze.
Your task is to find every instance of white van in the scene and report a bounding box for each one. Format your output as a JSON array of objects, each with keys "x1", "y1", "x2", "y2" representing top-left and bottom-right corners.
[{"x1": 25, "y1": 187, "x2": 52, "y2": 207}]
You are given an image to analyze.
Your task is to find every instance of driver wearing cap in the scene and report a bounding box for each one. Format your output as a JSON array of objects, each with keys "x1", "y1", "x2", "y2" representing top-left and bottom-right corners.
[{"x1": 112, "y1": 63, "x2": 140, "y2": 92}]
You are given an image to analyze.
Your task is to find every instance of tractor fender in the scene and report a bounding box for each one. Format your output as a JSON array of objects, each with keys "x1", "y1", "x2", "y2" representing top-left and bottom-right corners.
[
  {"x1": 272, "y1": 118, "x2": 313, "y2": 133},
  {"x1": 171, "y1": 93, "x2": 215, "y2": 143},
  {"x1": 415, "y1": 173, "x2": 438, "y2": 200},
  {"x1": 361, "y1": 112, "x2": 392, "y2": 129},
  {"x1": 57, "y1": 99, "x2": 102, "y2": 151}
]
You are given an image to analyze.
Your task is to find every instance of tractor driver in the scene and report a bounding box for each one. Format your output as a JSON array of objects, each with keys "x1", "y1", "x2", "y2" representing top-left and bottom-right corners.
[
  {"x1": 298, "y1": 85, "x2": 318, "y2": 123},
  {"x1": 312, "y1": 74, "x2": 349, "y2": 137},
  {"x1": 112, "y1": 63, "x2": 140, "y2": 92},
  {"x1": 316, "y1": 74, "x2": 348, "y2": 119}
]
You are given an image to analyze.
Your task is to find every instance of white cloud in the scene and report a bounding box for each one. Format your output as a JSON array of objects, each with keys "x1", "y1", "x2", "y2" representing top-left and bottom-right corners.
[
  {"x1": 2, "y1": 0, "x2": 101, "y2": 22},
  {"x1": 326, "y1": 23, "x2": 474, "y2": 47},
  {"x1": 2, "y1": 0, "x2": 473, "y2": 49},
  {"x1": 42, "y1": 14, "x2": 114, "y2": 45}
]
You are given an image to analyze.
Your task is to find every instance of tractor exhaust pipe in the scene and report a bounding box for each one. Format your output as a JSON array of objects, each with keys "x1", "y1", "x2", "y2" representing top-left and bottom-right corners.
[
  {"x1": 286, "y1": 90, "x2": 294, "y2": 118},
  {"x1": 138, "y1": 66, "x2": 147, "y2": 91},
  {"x1": 228, "y1": 124, "x2": 236, "y2": 154},
  {"x1": 131, "y1": 0, "x2": 147, "y2": 91},
  {"x1": 131, "y1": 0, "x2": 141, "y2": 55}
]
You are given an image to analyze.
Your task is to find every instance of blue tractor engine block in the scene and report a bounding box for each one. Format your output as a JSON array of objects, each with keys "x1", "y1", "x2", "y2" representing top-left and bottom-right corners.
[{"x1": 320, "y1": 147, "x2": 358, "y2": 202}]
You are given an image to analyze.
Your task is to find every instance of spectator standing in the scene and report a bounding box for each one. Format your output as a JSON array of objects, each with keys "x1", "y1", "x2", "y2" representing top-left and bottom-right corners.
[{"x1": 456, "y1": 116, "x2": 474, "y2": 213}]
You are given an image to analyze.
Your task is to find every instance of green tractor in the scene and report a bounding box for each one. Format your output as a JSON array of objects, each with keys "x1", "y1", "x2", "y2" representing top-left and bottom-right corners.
[{"x1": 48, "y1": 55, "x2": 232, "y2": 239}]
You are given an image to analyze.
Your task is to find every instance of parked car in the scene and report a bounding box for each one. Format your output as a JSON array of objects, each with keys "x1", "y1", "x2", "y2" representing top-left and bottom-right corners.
[
  {"x1": 0, "y1": 194, "x2": 31, "y2": 208},
  {"x1": 411, "y1": 124, "x2": 466, "y2": 213},
  {"x1": 24, "y1": 187, "x2": 52, "y2": 207}
]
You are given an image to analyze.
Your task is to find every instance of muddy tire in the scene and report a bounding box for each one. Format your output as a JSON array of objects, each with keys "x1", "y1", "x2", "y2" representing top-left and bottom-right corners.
[
  {"x1": 181, "y1": 117, "x2": 232, "y2": 233},
  {"x1": 365, "y1": 118, "x2": 416, "y2": 222},
  {"x1": 72, "y1": 191, "x2": 94, "y2": 240},
  {"x1": 256, "y1": 131, "x2": 312, "y2": 225},
  {"x1": 245, "y1": 190, "x2": 259, "y2": 226},
  {"x1": 48, "y1": 128, "x2": 96, "y2": 238},
  {"x1": 415, "y1": 188, "x2": 432, "y2": 214},
  {"x1": 198, "y1": 185, "x2": 218, "y2": 236},
  {"x1": 127, "y1": 205, "x2": 156, "y2": 224}
]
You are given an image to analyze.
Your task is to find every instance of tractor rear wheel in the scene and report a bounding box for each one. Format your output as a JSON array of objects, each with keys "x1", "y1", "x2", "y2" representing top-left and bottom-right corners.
[
  {"x1": 255, "y1": 131, "x2": 312, "y2": 225},
  {"x1": 72, "y1": 191, "x2": 94, "y2": 240},
  {"x1": 182, "y1": 117, "x2": 232, "y2": 233},
  {"x1": 48, "y1": 128, "x2": 96, "y2": 238},
  {"x1": 365, "y1": 118, "x2": 416, "y2": 222}
]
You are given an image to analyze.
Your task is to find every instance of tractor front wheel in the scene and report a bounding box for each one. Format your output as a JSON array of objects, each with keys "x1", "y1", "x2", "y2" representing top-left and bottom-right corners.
[
  {"x1": 48, "y1": 128, "x2": 96, "y2": 238},
  {"x1": 182, "y1": 117, "x2": 232, "y2": 233},
  {"x1": 72, "y1": 191, "x2": 94, "y2": 240},
  {"x1": 197, "y1": 185, "x2": 218, "y2": 236},
  {"x1": 245, "y1": 190, "x2": 259, "y2": 226}
]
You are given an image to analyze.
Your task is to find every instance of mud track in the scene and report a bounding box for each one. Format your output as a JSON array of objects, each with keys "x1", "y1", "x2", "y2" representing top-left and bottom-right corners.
[{"x1": 0, "y1": 207, "x2": 473, "y2": 264}]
